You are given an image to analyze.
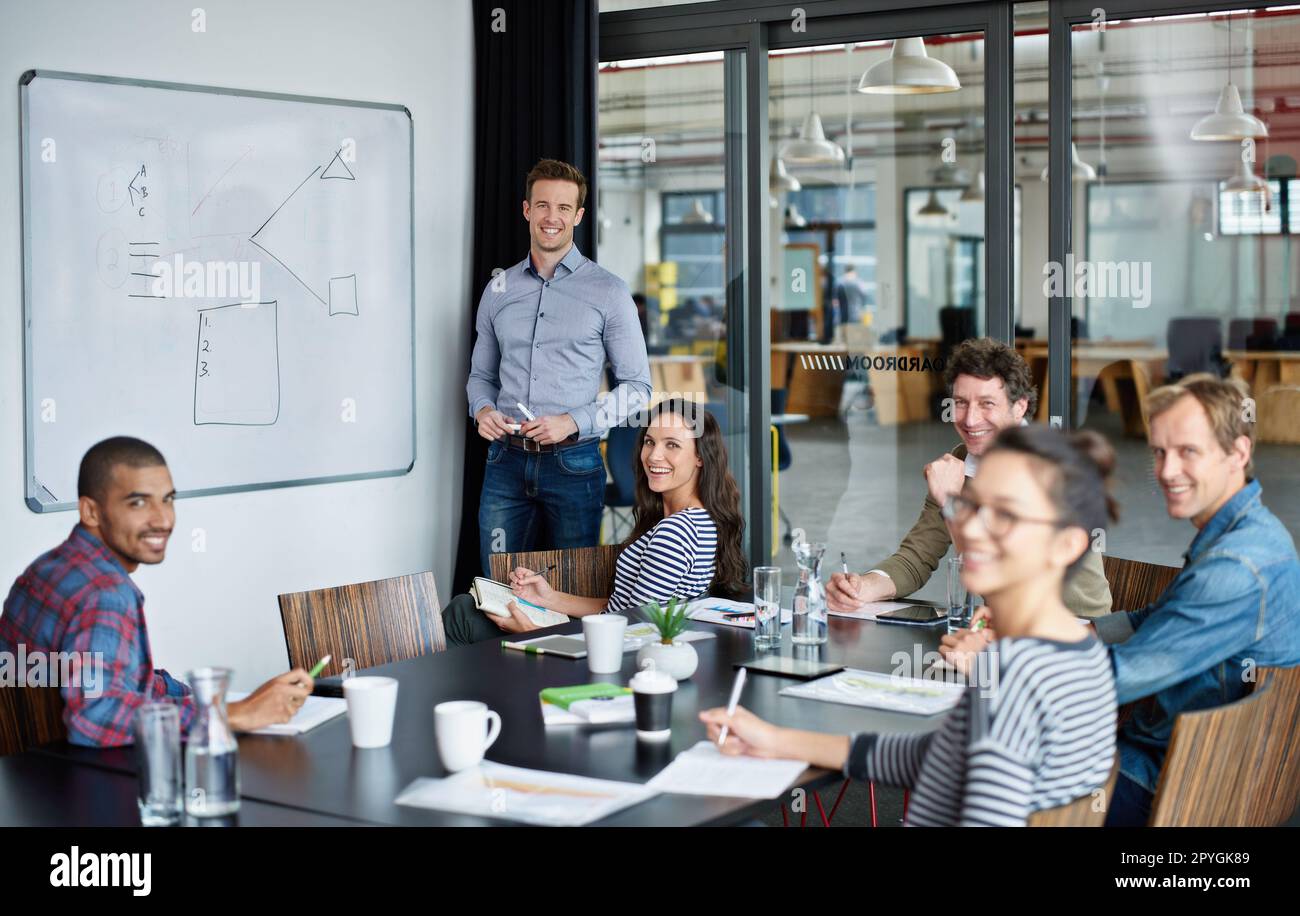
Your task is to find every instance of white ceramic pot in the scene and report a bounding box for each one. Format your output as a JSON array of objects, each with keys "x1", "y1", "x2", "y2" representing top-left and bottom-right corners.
[{"x1": 636, "y1": 640, "x2": 698, "y2": 680}]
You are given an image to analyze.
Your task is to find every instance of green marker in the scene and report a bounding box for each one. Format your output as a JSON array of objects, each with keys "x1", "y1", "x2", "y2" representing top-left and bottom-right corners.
[{"x1": 308, "y1": 655, "x2": 331, "y2": 677}]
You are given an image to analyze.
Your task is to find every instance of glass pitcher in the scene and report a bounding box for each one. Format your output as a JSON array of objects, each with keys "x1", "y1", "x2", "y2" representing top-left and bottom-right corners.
[
  {"x1": 184, "y1": 667, "x2": 241, "y2": 817},
  {"x1": 792, "y1": 539, "x2": 828, "y2": 645}
]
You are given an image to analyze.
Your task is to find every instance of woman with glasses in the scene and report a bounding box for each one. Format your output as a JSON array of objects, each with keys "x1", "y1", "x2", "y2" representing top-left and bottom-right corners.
[{"x1": 699, "y1": 425, "x2": 1118, "y2": 826}]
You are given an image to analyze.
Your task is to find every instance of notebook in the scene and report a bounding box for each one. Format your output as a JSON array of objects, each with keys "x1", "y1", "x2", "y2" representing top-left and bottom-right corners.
[
  {"x1": 470, "y1": 576, "x2": 569, "y2": 628},
  {"x1": 227, "y1": 691, "x2": 347, "y2": 736},
  {"x1": 539, "y1": 683, "x2": 635, "y2": 725}
]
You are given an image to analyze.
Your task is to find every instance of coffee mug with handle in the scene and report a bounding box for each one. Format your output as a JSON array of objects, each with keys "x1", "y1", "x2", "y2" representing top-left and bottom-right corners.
[{"x1": 434, "y1": 700, "x2": 502, "y2": 772}]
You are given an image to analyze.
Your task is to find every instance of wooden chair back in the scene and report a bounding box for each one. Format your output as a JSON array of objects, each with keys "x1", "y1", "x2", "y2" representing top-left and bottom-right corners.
[{"x1": 278, "y1": 571, "x2": 445, "y2": 674}]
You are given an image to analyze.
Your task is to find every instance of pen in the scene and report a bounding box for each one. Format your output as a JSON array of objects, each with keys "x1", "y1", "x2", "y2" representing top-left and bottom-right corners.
[
  {"x1": 516, "y1": 402, "x2": 538, "y2": 422},
  {"x1": 501, "y1": 640, "x2": 547, "y2": 656},
  {"x1": 972, "y1": 618, "x2": 987, "y2": 632},
  {"x1": 717, "y1": 668, "x2": 747, "y2": 747},
  {"x1": 841, "y1": 552, "x2": 849, "y2": 574},
  {"x1": 308, "y1": 654, "x2": 331, "y2": 678}
]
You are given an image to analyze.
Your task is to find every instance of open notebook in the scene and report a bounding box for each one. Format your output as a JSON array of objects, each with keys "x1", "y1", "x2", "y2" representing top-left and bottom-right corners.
[
  {"x1": 226, "y1": 691, "x2": 347, "y2": 736},
  {"x1": 470, "y1": 577, "x2": 569, "y2": 628}
]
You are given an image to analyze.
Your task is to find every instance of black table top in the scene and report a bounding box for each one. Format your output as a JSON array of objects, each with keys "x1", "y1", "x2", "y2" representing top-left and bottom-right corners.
[
  {"x1": 0, "y1": 753, "x2": 370, "y2": 827},
  {"x1": 26, "y1": 613, "x2": 951, "y2": 827}
]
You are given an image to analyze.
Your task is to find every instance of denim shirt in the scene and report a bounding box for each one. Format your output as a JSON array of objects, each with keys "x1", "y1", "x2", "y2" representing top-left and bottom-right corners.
[{"x1": 1094, "y1": 480, "x2": 1300, "y2": 793}]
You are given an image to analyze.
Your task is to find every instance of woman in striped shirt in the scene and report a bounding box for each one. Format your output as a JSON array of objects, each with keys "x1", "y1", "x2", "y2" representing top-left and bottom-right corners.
[
  {"x1": 701, "y1": 426, "x2": 1118, "y2": 826},
  {"x1": 442, "y1": 398, "x2": 745, "y2": 645}
]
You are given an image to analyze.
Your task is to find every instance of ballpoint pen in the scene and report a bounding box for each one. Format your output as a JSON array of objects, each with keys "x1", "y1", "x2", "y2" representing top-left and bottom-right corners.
[
  {"x1": 717, "y1": 667, "x2": 747, "y2": 747},
  {"x1": 841, "y1": 552, "x2": 849, "y2": 574}
]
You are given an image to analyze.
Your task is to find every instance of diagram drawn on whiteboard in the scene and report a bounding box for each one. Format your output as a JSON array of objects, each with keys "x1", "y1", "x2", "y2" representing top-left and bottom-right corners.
[
  {"x1": 248, "y1": 148, "x2": 360, "y2": 317},
  {"x1": 194, "y1": 301, "x2": 280, "y2": 426}
]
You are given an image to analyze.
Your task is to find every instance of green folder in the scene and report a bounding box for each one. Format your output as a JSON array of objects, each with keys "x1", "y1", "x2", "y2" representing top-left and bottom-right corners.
[{"x1": 539, "y1": 683, "x2": 632, "y2": 710}]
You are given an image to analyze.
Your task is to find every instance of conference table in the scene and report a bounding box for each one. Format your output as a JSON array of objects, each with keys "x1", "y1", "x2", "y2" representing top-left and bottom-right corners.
[{"x1": 5, "y1": 610, "x2": 951, "y2": 827}]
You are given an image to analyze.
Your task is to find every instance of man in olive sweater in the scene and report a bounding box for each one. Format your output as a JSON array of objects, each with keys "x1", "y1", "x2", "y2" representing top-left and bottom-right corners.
[{"x1": 827, "y1": 338, "x2": 1112, "y2": 617}]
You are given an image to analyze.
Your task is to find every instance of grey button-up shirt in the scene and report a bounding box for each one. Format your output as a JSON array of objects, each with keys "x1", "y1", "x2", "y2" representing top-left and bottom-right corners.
[{"x1": 466, "y1": 244, "x2": 652, "y2": 440}]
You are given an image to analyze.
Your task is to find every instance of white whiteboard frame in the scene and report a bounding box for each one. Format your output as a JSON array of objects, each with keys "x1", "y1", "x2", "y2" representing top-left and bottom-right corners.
[{"x1": 19, "y1": 70, "x2": 417, "y2": 512}]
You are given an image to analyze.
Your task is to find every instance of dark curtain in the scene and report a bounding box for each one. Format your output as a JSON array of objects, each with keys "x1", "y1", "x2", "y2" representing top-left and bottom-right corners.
[{"x1": 452, "y1": 0, "x2": 598, "y2": 594}]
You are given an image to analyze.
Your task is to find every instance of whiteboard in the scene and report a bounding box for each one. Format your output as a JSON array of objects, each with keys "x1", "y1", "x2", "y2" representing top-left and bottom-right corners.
[{"x1": 20, "y1": 71, "x2": 415, "y2": 512}]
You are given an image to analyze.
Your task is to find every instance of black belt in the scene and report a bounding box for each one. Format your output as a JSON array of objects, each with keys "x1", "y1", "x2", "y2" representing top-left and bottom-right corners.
[{"x1": 504, "y1": 433, "x2": 582, "y2": 454}]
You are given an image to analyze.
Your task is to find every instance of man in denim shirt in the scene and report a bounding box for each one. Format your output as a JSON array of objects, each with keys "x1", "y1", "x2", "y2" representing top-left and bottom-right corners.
[
  {"x1": 1093, "y1": 374, "x2": 1300, "y2": 825},
  {"x1": 468, "y1": 159, "x2": 651, "y2": 575}
]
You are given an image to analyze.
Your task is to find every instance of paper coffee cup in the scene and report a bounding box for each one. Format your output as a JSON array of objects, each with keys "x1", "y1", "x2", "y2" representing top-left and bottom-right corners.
[
  {"x1": 583, "y1": 614, "x2": 628, "y2": 674},
  {"x1": 630, "y1": 662, "x2": 677, "y2": 740}
]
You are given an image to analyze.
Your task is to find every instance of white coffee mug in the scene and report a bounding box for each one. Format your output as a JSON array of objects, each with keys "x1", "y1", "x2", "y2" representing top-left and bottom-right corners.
[
  {"x1": 342, "y1": 676, "x2": 399, "y2": 748},
  {"x1": 434, "y1": 700, "x2": 502, "y2": 772},
  {"x1": 583, "y1": 614, "x2": 628, "y2": 674}
]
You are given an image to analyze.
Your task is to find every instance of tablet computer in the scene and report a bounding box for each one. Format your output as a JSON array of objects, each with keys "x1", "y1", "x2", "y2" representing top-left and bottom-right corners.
[
  {"x1": 874, "y1": 605, "x2": 948, "y2": 627},
  {"x1": 508, "y1": 635, "x2": 588, "y2": 659},
  {"x1": 734, "y1": 656, "x2": 845, "y2": 680}
]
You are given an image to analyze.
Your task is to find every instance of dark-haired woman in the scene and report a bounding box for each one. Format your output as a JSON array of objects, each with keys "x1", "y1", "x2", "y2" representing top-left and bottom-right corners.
[
  {"x1": 441, "y1": 399, "x2": 746, "y2": 646},
  {"x1": 700, "y1": 426, "x2": 1118, "y2": 826}
]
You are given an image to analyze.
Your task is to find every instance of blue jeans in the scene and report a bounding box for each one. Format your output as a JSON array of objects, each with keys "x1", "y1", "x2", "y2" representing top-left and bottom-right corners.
[
  {"x1": 1105, "y1": 773, "x2": 1154, "y2": 827},
  {"x1": 477, "y1": 438, "x2": 605, "y2": 576}
]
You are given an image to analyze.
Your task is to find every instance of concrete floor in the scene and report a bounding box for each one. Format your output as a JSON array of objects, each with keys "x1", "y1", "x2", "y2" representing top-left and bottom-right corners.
[{"x1": 772, "y1": 408, "x2": 1300, "y2": 594}]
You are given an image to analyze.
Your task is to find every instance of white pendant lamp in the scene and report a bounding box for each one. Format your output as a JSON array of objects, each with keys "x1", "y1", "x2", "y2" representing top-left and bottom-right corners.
[
  {"x1": 1223, "y1": 157, "x2": 1269, "y2": 196},
  {"x1": 681, "y1": 198, "x2": 714, "y2": 224},
  {"x1": 858, "y1": 37, "x2": 961, "y2": 95},
  {"x1": 770, "y1": 156, "x2": 802, "y2": 193},
  {"x1": 1191, "y1": 14, "x2": 1268, "y2": 141},
  {"x1": 1191, "y1": 83, "x2": 1268, "y2": 141},
  {"x1": 782, "y1": 111, "x2": 846, "y2": 166},
  {"x1": 1040, "y1": 143, "x2": 1097, "y2": 183}
]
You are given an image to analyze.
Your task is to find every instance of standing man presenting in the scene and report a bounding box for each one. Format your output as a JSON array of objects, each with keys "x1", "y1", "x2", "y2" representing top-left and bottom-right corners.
[{"x1": 468, "y1": 159, "x2": 652, "y2": 575}]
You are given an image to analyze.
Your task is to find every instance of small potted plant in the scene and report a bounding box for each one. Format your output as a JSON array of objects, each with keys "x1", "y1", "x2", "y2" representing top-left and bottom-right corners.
[{"x1": 635, "y1": 597, "x2": 698, "y2": 680}]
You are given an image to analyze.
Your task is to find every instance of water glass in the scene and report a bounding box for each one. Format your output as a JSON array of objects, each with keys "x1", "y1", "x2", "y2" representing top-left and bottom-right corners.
[
  {"x1": 135, "y1": 703, "x2": 182, "y2": 826},
  {"x1": 753, "y1": 566, "x2": 782, "y2": 650},
  {"x1": 947, "y1": 556, "x2": 971, "y2": 634}
]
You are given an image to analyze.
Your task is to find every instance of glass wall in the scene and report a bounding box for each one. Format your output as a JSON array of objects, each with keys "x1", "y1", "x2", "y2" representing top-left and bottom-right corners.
[
  {"x1": 1068, "y1": 7, "x2": 1300, "y2": 564},
  {"x1": 596, "y1": 50, "x2": 750, "y2": 551},
  {"x1": 767, "y1": 35, "x2": 987, "y2": 596}
]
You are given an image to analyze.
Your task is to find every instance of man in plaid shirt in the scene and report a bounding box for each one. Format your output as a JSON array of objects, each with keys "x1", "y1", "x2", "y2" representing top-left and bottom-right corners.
[{"x1": 1, "y1": 437, "x2": 314, "y2": 747}]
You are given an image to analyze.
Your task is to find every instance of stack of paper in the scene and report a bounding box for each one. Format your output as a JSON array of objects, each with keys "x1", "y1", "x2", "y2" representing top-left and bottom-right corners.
[
  {"x1": 779, "y1": 668, "x2": 966, "y2": 716},
  {"x1": 395, "y1": 763, "x2": 658, "y2": 826},
  {"x1": 684, "y1": 597, "x2": 792, "y2": 630},
  {"x1": 539, "y1": 683, "x2": 635, "y2": 725},
  {"x1": 647, "y1": 741, "x2": 808, "y2": 799}
]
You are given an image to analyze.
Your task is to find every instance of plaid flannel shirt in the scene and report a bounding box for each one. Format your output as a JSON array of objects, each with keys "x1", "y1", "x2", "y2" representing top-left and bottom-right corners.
[{"x1": 0, "y1": 524, "x2": 195, "y2": 747}]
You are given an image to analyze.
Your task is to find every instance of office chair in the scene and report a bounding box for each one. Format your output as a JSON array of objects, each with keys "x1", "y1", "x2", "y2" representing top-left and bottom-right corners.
[
  {"x1": 1166, "y1": 317, "x2": 1227, "y2": 380},
  {"x1": 603, "y1": 424, "x2": 639, "y2": 543}
]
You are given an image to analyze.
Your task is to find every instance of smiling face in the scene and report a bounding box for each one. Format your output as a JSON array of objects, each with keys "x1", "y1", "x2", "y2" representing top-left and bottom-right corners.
[
  {"x1": 954, "y1": 451, "x2": 1086, "y2": 599},
  {"x1": 951, "y1": 373, "x2": 1029, "y2": 457},
  {"x1": 79, "y1": 463, "x2": 176, "y2": 572},
  {"x1": 641, "y1": 410, "x2": 704, "y2": 500},
  {"x1": 522, "y1": 178, "x2": 584, "y2": 256},
  {"x1": 1149, "y1": 393, "x2": 1249, "y2": 528}
]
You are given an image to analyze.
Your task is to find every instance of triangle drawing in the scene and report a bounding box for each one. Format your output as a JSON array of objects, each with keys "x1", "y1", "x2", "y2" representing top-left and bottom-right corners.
[{"x1": 320, "y1": 149, "x2": 356, "y2": 180}]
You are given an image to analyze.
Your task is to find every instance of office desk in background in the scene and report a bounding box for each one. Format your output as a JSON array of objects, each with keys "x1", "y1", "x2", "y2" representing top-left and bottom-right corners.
[{"x1": 15, "y1": 615, "x2": 949, "y2": 827}]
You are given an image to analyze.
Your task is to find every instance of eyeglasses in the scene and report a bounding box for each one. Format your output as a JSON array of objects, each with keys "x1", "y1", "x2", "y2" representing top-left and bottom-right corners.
[{"x1": 942, "y1": 494, "x2": 1065, "y2": 539}]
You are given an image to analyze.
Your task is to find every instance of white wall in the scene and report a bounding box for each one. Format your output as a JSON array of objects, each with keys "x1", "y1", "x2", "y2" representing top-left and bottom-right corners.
[{"x1": 0, "y1": 0, "x2": 474, "y2": 689}]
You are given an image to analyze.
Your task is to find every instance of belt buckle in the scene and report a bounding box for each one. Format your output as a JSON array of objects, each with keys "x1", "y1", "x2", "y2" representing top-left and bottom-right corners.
[{"x1": 521, "y1": 436, "x2": 541, "y2": 454}]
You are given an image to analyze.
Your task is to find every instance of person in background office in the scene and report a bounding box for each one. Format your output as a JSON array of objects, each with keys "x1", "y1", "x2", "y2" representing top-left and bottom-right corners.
[
  {"x1": 827, "y1": 264, "x2": 868, "y2": 341},
  {"x1": 0, "y1": 437, "x2": 313, "y2": 747},
  {"x1": 827, "y1": 337, "x2": 1112, "y2": 617},
  {"x1": 702, "y1": 426, "x2": 1118, "y2": 826},
  {"x1": 442, "y1": 399, "x2": 745, "y2": 646},
  {"x1": 943, "y1": 374, "x2": 1300, "y2": 826},
  {"x1": 467, "y1": 159, "x2": 652, "y2": 576}
]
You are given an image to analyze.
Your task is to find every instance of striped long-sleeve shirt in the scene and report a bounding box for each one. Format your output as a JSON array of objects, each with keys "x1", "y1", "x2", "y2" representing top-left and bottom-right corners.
[
  {"x1": 845, "y1": 635, "x2": 1116, "y2": 826},
  {"x1": 606, "y1": 508, "x2": 717, "y2": 615}
]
